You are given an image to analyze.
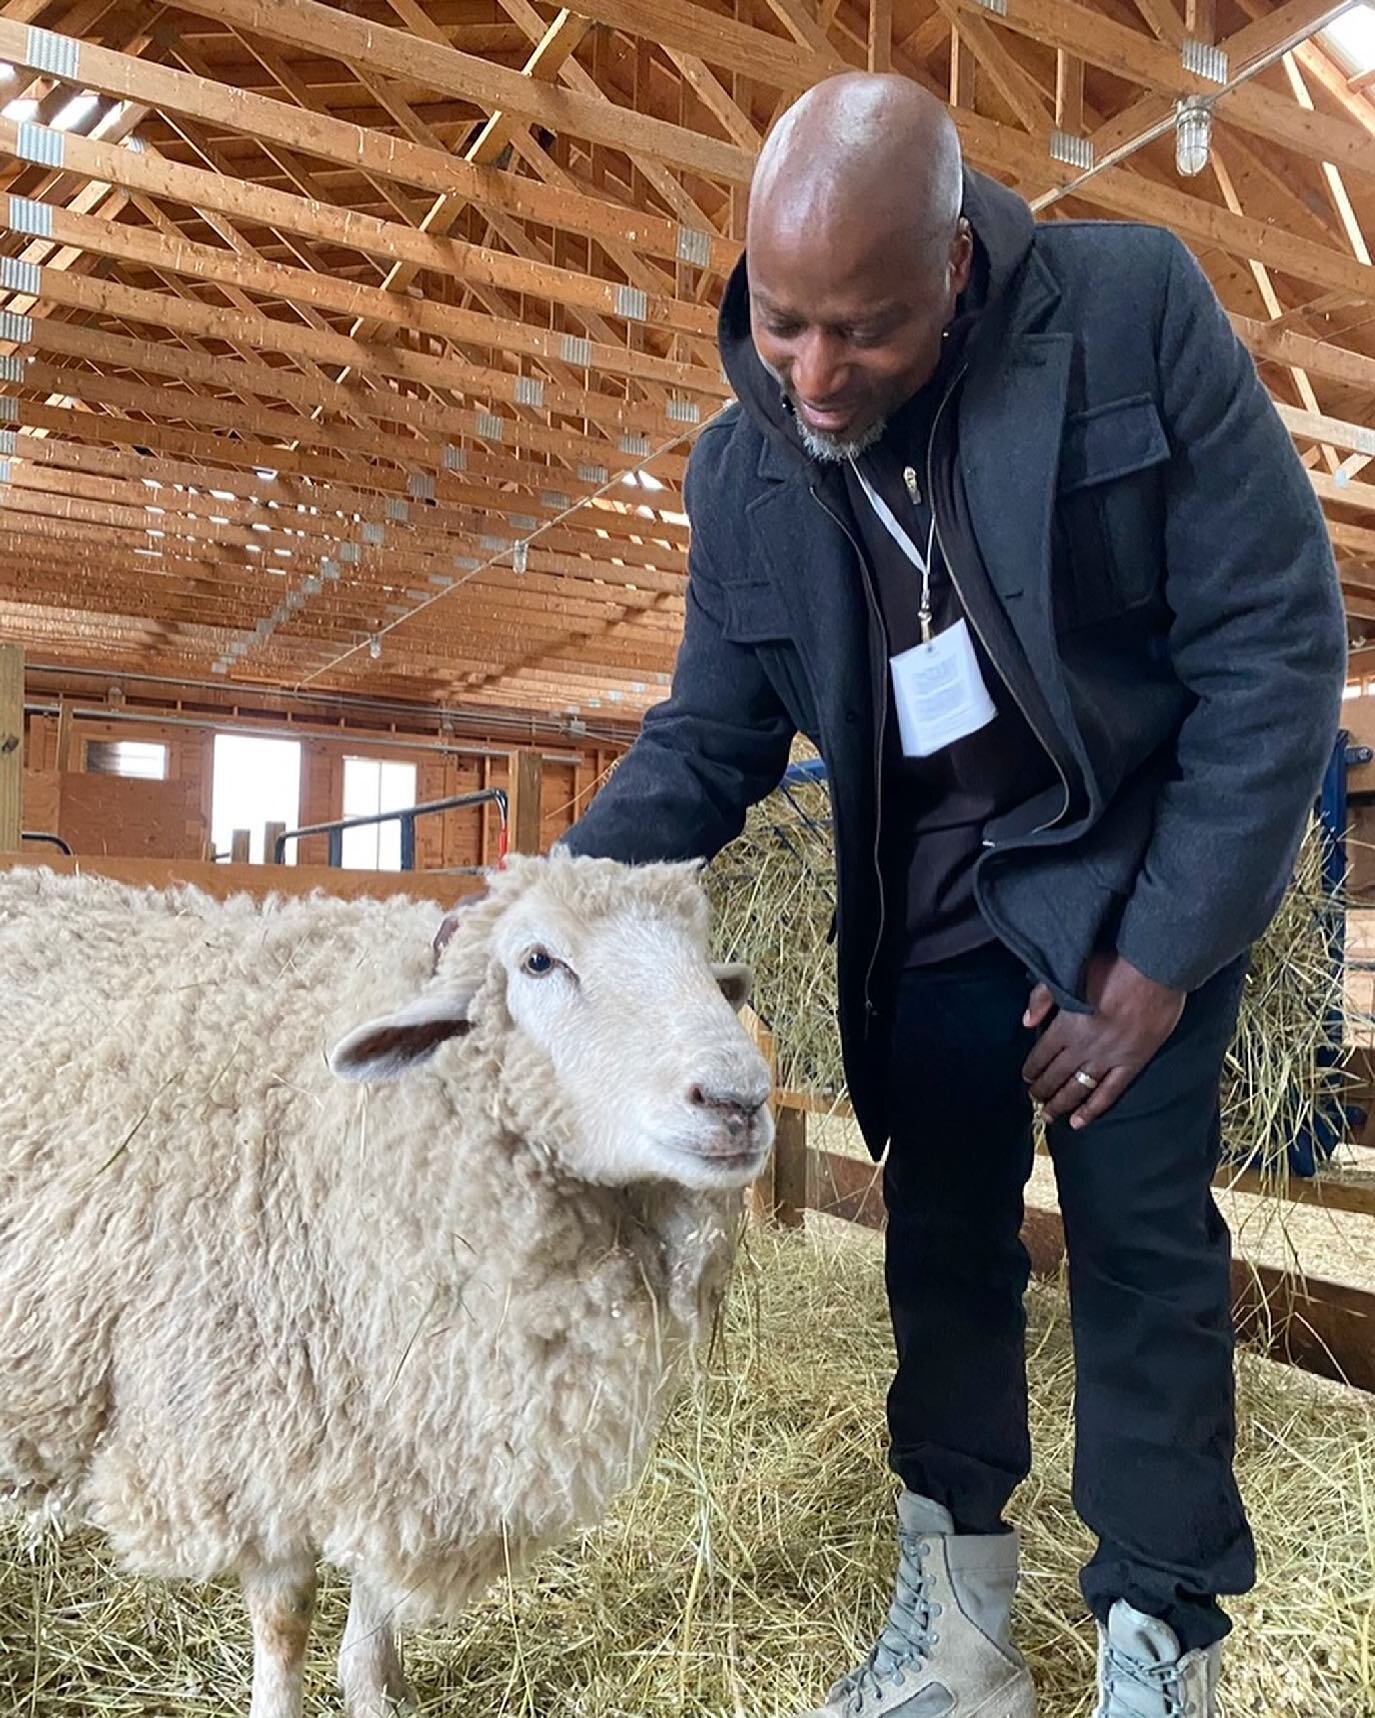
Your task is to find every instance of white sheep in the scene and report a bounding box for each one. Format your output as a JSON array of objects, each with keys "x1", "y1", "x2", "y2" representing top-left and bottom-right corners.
[{"x1": 0, "y1": 852, "x2": 773, "y2": 1718}]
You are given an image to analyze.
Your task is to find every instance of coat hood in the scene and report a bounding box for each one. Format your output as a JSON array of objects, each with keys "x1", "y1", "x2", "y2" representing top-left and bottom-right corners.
[{"x1": 719, "y1": 166, "x2": 1037, "y2": 465}]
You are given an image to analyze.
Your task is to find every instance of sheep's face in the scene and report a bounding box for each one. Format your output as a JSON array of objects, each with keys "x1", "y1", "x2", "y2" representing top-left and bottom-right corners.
[
  {"x1": 330, "y1": 857, "x2": 774, "y2": 1193},
  {"x1": 490, "y1": 891, "x2": 773, "y2": 1190}
]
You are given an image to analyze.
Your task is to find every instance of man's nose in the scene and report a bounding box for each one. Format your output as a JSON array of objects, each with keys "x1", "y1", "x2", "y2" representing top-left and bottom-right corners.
[{"x1": 791, "y1": 330, "x2": 848, "y2": 402}]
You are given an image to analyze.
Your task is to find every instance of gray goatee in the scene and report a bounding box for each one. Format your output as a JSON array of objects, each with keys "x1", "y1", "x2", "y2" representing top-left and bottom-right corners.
[{"x1": 796, "y1": 414, "x2": 887, "y2": 463}]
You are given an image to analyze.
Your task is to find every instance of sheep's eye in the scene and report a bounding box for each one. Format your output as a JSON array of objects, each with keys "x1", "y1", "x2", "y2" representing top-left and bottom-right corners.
[{"x1": 521, "y1": 947, "x2": 557, "y2": 978}]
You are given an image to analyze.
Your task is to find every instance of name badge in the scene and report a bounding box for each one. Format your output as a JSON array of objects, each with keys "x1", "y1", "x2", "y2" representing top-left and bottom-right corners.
[{"x1": 890, "y1": 619, "x2": 998, "y2": 758}]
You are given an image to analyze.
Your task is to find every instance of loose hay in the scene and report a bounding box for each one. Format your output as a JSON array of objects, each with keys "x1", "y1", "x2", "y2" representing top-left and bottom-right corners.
[
  {"x1": 708, "y1": 779, "x2": 1357, "y2": 1185},
  {"x1": 2, "y1": 1230, "x2": 1371, "y2": 1717}
]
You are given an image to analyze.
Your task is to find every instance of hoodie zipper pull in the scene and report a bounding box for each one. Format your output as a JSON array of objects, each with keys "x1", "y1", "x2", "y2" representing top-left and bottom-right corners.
[{"x1": 903, "y1": 466, "x2": 921, "y2": 506}]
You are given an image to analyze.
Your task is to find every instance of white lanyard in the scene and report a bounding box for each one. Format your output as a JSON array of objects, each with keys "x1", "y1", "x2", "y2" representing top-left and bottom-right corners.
[{"x1": 849, "y1": 456, "x2": 939, "y2": 643}]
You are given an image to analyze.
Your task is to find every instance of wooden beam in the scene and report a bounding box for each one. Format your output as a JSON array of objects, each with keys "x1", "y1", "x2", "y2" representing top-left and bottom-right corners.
[
  {"x1": 868, "y1": 0, "x2": 892, "y2": 74},
  {"x1": 0, "y1": 178, "x2": 718, "y2": 349},
  {"x1": 932, "y1": 0, "x2": 1052, "y2": 132},
  {"x1": 146, "y1": 0, "x2": 766, "y2": 175},
  {"x1": 940, "y1": 0, "x2": 1375, "y2": 188},
  {"x1": 0, "y1": 643, "x2": 20, "y2": 853},
  {"x1": 69, "y1": 5, "x2": 756, "y2": 182},
  {"x1": 53, "y1": 696, "x2": 76, "y2": 773},
  {"x1": 0, "y1": 26, "x2": 747, "y2": 258},
  {"x1": 507, "y1": 748, "x2": 544, "y2": 855},
  {"x1": 1055, "y1": 50, "x2": 1084, "y2": 135},
  {"x1": 0, "y1": 848, "x2": 483, "y2": 906},
  {"x1": 950, "y1": 25, "x2": 976, "y2": 110},
  {"x1": 954, "y1": 110, "x2": 1375, "y2": 304},
  {"x1": 3, "y1": 393, "x2": 689, "y2": 509},
  {"x1": 0, "y1": 275, "x2": 710, "y2": 473}
]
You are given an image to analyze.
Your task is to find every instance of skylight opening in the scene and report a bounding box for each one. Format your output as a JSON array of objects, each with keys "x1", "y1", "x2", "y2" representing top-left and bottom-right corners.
[
  {"x1": 2, "y1": 98, "x2": 38, "y2": 121},
  {"x1": 51, "y1": 91, "x2": 100, "y2": 132},
  {"x1": 1323, "y1": 4, "x2": 1375, "y2": 75}
]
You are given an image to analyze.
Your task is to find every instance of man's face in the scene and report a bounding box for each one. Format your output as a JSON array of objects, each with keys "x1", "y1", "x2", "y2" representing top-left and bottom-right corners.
[{"x1": 748, "y1": 218, "x2": 972, "y2": 461}]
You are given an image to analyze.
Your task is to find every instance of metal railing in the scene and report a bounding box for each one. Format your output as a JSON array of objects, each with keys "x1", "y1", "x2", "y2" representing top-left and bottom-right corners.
[
  {"x1": 20, "y1": 831, "x2": 73, "y2": 855},
  {"x1": 273, "y1": 789, "x2": 508, "y2": 871}
]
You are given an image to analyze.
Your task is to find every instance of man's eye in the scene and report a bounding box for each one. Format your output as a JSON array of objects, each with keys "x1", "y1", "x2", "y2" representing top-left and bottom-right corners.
[{"x1": 521, "y1": 948, "x2": 558, "y2": 978}]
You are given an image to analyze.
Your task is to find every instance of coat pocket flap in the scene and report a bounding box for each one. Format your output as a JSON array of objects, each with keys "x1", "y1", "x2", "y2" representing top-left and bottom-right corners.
[
  {"x1": 722, "y1": 579, "x2": 793, "y2": 643},
  {"x1": 1057, "y1": 395, "x2": 1170, "y2": 495}
]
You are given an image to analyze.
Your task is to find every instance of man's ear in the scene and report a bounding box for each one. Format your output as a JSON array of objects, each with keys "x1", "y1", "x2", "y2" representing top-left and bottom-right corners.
[
  {"x1": 711, "y1": 962, "x2": 753, "y2": 1013},
  {"x1": 329, "y1": 985, "x2": 478, "y2": 1083}
]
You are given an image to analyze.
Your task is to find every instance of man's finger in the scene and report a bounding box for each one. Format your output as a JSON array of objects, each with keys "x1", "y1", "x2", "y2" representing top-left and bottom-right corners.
[
  {"x1": 1022, "y1": 1023, "x2": 1068, "y2": 1086},
  {"x1": 1023, "y1": 984, "x2": 1056, "y2": 1030},
  {"x1": 1030, "y1": 1048, "x2": 1078, "y2": 1107},
  {"x1": 1068, "y1": 1066, "x2": 1133, "y2": 1130},
  {"x1": 1042, "y1": 1064, "x2": 1105, "y2": 1123}
]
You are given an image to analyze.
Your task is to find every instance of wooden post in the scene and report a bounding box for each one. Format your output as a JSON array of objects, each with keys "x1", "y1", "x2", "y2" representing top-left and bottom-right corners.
[
  {"x1": 773, "y1": 1104, "x2": 810, "y2": 1230},
  {"x1": 0, "y1": 644, "x2": 22, "y2": 854},
  {"x1": 507, "y1": 749, "x2": 544, "y2": 856},
  {"x1": 54, "y1": 697, "x2": 77, "y2": 773},
  {"x1": 230, "y1": 827, "x2": 251, "y2": 864},
  {"x1": 867, "y1": 0, "x2": 892, "y2": 72},
  {"x1": 745, "y1": 1007, "x2": 778, "y2": 1225},
  {"x1": 264, "y1": 821, "x2": 286, "y2": 864},
  {"x1": 950, "y1": 26, "x2": 976, "y2": 110}
]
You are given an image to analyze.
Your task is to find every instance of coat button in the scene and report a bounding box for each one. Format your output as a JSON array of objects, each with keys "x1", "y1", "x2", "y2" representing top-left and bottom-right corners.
[{"x1": 845, "y1": 708, "x2": 860, "y2": 725}]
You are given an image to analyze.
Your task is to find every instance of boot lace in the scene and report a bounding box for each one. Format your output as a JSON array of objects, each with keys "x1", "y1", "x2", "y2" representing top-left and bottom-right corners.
[
  {"x1": 1102, "y1": 1644, "x2": 1201, "y2": 1718},
  {"x1": 835, "y1": 1528, "x2": 942, "y2": 1716}
]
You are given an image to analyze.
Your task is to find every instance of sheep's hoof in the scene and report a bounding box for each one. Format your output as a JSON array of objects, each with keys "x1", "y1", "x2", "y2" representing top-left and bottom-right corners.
[
  {"x1": 342, "y1": 1690, "x2": 416, "y2": 1718},
  {"x1": 340, "y1": 1667, "x2": 417, "y2": 1718}
]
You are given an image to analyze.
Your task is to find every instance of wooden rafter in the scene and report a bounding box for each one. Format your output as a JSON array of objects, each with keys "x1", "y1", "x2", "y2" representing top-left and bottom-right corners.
[{"x1": 0, "y1": 0, "x2": 1371, "y2": 720}]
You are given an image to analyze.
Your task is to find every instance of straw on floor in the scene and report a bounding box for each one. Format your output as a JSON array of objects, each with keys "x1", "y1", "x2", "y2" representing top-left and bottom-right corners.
[{"x1": 2, "y1": 1228, "x2": 1371, "y2": 1718}]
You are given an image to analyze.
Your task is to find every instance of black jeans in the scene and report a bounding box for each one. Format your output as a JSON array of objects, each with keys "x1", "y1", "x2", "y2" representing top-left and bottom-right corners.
[{"x1": 882, "y1": 937, "x2": 1256, "y2": 1652}]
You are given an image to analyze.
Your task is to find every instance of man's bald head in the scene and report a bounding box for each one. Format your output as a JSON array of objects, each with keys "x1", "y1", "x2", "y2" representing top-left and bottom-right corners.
[
  {"x1": 745, "y1": 75, "x2": 972, "y2": 461},
  {"x1": 750, "y1": 75, "x2": 963, "y2": 273}
]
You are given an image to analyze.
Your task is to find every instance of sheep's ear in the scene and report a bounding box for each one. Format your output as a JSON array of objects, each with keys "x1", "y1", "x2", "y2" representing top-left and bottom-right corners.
[
  {"x1": 329, "y1": 987, "x2": 477, "y2": 1083},
  {"x1": 711, "y1": 963, "x2": 752, "y2": 1013}
]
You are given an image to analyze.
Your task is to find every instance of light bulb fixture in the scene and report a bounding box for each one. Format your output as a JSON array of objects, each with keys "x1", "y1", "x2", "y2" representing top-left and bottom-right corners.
[
  {"x1": 513, "y1": 540, "x2": 529, "y2": 575},
  {"x1": 1174, "y1": 98, "x2": 1212, "y2": 177},
  {"x1": 368, "y1": 635, "x2": 382, "y2": 660}
]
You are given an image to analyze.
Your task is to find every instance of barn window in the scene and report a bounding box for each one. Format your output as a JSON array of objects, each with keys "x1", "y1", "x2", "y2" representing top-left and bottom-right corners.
[
  {"x1": 342, "y1": 758, "x2": 417, "y2": 871},
  {"x1": 210, "y1": 734, "x2": 301, "y2": 864},
  {"x1": 85, "y1": 740, "x2": 168, "y2": 780}
]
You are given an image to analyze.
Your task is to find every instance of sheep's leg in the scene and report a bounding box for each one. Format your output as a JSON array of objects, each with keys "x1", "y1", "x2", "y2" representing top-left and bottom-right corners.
[
  {"x1": 339, "y1": 1575, "x2": 416, "y2": 1716},
  {"x1": 242, "y1": 1559, "x2": 317, "y2": 1718}
]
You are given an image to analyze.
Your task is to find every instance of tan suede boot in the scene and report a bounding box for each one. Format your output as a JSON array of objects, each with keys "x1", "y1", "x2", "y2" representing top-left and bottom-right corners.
[
  {"x1": 798, "y1": 1491, "x2": 1036, "y2": 1718},
  {"x1": 1094, "y1": 1601, "x2": 1222, "y2": 1718}
]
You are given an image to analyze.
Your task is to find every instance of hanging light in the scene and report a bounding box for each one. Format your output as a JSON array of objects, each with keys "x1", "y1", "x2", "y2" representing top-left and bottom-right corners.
[
  {"x1": 1175, "y1": 98, "x2": 1213, "y2": 177},
  {"x1": 368, "y1": 635, "x2": 382, "y2": 660}
]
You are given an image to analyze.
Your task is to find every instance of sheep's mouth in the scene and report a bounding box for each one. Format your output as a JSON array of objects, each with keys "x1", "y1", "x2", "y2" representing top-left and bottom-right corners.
[{"x1": 664, "y1": 1132, "x2": 771, "y2": 1178}]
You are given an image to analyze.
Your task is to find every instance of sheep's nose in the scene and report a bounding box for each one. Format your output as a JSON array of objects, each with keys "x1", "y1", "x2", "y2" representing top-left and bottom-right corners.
[{"x1": 689, "y1": 1083, "x2": 766, "y2": 1136}]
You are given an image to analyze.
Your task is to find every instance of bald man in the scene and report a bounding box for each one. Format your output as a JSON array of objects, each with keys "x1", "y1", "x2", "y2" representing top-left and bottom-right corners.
[{"x1": 565, "y1": 74, "x2": 1345, "y2": 1717}]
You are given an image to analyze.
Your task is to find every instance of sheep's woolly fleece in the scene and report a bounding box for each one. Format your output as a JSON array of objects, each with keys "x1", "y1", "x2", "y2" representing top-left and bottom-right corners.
[{"x1": 0, "y1": 857, "x2": 737, "y2": 1621}]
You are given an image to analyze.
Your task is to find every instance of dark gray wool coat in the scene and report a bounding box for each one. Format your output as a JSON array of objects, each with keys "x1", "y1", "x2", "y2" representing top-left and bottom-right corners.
[{"x1": 564, "y1": 168, "x2": 1348, "y2": 1156}]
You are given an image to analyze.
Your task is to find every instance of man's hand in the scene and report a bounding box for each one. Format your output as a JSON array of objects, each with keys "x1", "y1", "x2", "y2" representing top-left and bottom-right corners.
[{"x1": 1021, "y1": 953, "x2": 1186, "y2": 1130}]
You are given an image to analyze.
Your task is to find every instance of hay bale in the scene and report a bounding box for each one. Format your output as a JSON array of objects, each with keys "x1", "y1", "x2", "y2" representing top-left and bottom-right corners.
[
  {"x1": 707, "y1": 778, "x2": 1352, "y2": 1177},
  {"x1": 2, "y1": 1231, "x2": 1371, "y2": 1715}
]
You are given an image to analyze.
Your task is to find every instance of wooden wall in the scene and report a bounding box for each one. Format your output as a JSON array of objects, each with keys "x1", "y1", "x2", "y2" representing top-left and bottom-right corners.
[
  {"x1": 23, "y1": 771, "x2": 207, "y2": 859},
  {"x1": 20, "y1": 703, "x2": 618, "y2": 868}
]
